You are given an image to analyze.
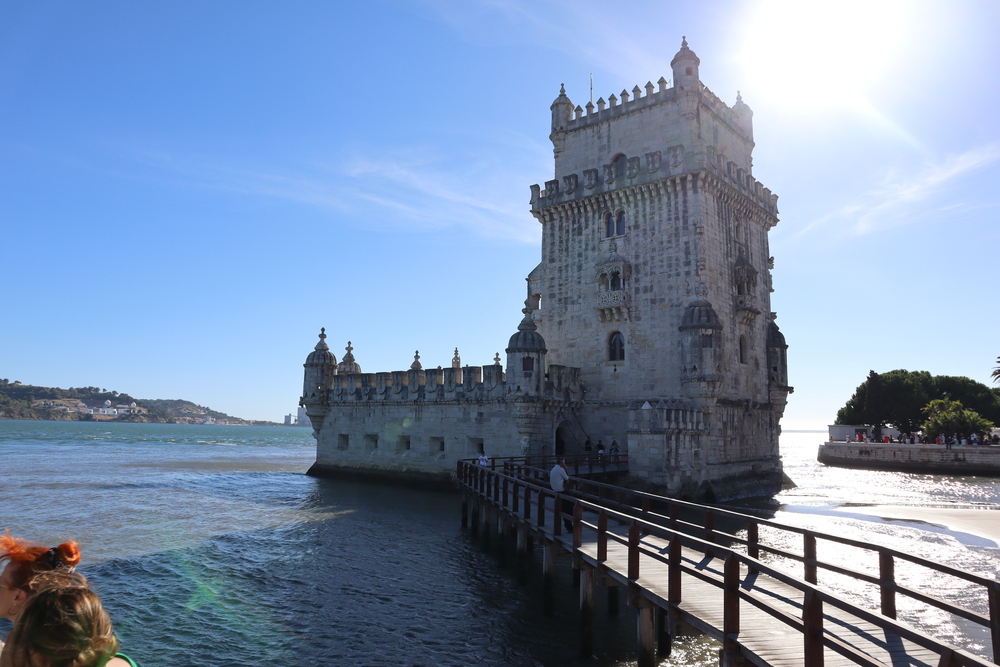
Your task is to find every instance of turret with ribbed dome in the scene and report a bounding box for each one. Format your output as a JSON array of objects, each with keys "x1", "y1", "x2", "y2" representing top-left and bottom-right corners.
[
  {"x1": 337, "y1": 341, "x2": 361, "y2": 374},
  {"x1": 671, "y1": 36, "x2": 700, "y2": 90},
  {"x1": 301, "y1": 328, "x2": 337, "y2": 433},
  {"x1": 505, "y1": 300, "x2": 547, "y2": 396},
  {"x1": 302, "y1": 328, "x2": 337, "y2": 402}
]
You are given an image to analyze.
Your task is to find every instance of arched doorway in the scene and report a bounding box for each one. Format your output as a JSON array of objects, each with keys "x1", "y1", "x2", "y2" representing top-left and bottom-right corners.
[{"x1": 555, "y1": 421, "x2": 573, "y2": 457}]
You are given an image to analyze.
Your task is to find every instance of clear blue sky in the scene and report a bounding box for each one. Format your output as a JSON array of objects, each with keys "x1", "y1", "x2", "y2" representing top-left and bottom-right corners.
[{"x1": 3, "y1": 1, "x2": 998, "y2": 427}]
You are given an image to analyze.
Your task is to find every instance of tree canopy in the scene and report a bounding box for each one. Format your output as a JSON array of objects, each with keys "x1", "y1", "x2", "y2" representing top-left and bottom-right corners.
[
  {"x1": 835, "y1": 369, "x2": 1000, "y2": 432},
  {"x1": 920, "y1": 398, "x2": 994, "y2": 439}
]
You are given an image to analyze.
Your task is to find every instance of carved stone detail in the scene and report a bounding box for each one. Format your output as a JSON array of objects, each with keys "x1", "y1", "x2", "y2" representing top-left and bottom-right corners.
[
  {"x1": 583, "y1": 168, "x2": 598, "y2": 189},
  {"x1": 626, "y1": 157, "x2": 640, "y2": 179},
  {"x1": 603, "y1": 163, "x2": 615, "y2": 185},
  {"x1": 563, "y1": 173, "x2": 578, "y2": 195},
  {"x1": 545, "y1": 179, "x2": 559, "y2": 199},
  {"x1": 646, "y1": 151, "x2": 661, "y2": 173},
  {"x1": 668, "y1": 145, "x2": 684, "y2": 172}
]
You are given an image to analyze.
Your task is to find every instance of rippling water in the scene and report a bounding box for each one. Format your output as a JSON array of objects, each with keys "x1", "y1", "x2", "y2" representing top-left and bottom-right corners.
[{"x1": 0, "y1": 422, "x2": 997, "y2": 666}]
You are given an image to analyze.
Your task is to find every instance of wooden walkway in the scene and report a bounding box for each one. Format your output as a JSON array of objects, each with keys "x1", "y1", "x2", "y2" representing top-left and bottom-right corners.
[{"x1": 457, "y1": 458, "x2": 1000, "y2": 667}]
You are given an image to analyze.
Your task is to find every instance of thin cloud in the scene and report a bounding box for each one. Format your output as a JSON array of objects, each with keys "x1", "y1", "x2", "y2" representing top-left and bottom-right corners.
[
  {"x1": 116, "y1": 144, "x2": 543, "y2": 244},
  {"x1": 422, "y1": 0, "x2": 675, "y2": 84},
  {"x1": 797, "y1": 144, "x2": 1000, "y2": 237}
]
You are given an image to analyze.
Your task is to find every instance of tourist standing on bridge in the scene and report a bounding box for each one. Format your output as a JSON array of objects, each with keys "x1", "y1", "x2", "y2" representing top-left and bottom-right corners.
[
  {"x1": 478, "y1": 453, "x2": 489, "y2": 468},
  {"x1": 549, "y1": 458, "x2": 573, "y2": 532}
]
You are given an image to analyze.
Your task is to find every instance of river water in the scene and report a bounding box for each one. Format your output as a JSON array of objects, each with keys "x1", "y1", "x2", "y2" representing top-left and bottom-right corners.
[{"x1": 0, "y1": 421, "x2": 996, "y2": 666}]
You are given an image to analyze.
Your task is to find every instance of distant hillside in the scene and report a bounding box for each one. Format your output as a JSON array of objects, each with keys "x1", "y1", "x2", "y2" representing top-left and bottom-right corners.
[{"x1": 0, "y1": 379, "x2": 267, "y2": 425}]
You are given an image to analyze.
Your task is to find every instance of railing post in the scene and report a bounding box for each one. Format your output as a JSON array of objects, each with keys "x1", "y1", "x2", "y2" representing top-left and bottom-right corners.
[
  {"x1": 722, "y1": 553, "x2": 741, "y2": 667},
  {"x1": 704, "y1": 510, "x2": 715, "y2": 559},
  {"x1": 538, "y1": 490, "x2": 546, "y2": 530},
  {"x1": 573, "y1": 500, "x2": 583, "y2": 549},
  {"x1": 524, "y1": 486, "x2": 531, "y2": 521},
  {"x1": 747, "y1": 521, "x2": 759, "y2": 574},
  {"x1": 804, "y1": 533, "x2": 817, "y2": 584},
  {"x1": 628, "y1": 521, "x2": 640, "y2": 581},
  {"x1": 597, "y1": 510, "x2": 608, "y2": 563},
  {"x1": 879, "y1": 551, "x2": 896, "y2": 619},
  {"x1": 988, "y1": 581, "x2": 1000, "y2": 662},
  {"x1": 723, "y1": 553, "x2": 740, "y2": 635},
  {"x1": 502, "y1": 477, "x2": 509, "y2": 508},
  {"x1": 803, "y1": 588, "x2": 824, "y2": 667},
  {"x1": 668, "y1": 535, "x2": 682, "y2": 636},
  {"x1": 553, "y1": 492, "x2": 562, "y2": 537}
]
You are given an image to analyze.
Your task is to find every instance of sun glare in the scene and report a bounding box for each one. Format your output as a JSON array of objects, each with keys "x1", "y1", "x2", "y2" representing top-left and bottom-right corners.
[{"x1": 739, "y1": 0, "x2": 909, "y2": 111}]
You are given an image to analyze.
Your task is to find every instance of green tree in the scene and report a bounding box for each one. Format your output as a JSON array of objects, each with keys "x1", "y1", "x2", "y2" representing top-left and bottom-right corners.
[
  {"x1": 835, "y1": 369, "x2": 1000, "y2": 432},
  {"x1": 920, "y1": 398, "x2": 994, "y2": 440}
]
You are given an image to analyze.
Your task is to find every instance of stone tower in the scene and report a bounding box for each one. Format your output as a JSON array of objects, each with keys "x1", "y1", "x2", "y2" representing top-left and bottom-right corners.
[
  {"x1": 527, "y1": 38, "x2": 791, "y2": 498},
  {"x1": 301, "y1": 38, "x2": 790, "y2": 500}
]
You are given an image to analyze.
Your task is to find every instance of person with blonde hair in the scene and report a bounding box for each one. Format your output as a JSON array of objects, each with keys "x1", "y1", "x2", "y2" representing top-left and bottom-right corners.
[{"x1": 0, "y1": 532, "x2": 137, "y2": 667}]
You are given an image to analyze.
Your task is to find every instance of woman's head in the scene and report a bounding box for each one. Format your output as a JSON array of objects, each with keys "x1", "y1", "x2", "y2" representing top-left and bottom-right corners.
[
  {"x1": 0, "y1": 531, "x2": 81, "y2": 621},
  {"x1": 1, "y1": 570, "x2": 119, "y2": 667}
]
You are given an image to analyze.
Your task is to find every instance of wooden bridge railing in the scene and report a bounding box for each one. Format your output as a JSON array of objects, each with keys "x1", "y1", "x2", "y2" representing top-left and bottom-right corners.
[
  {"x1": 499, "y1": 458, "x2": 1000, "y2": 654},
  {"x1": 456, "y1": 459, "x2": 999, "y2": 667}
]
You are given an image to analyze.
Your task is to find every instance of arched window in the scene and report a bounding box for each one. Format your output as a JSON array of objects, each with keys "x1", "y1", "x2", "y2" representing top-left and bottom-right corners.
[
  {"x1": 609, "y1": 332, "x2": 625, "y2": 361},
  {"x1": 610, "y1": 270, "x2": 621, "y2": 291},
  {"x1": 615, "y1": 210, "x2": 625, "y2": 236},
  {"x1": 739, "y1": 335, "x2": 748, "y2": 365},
  {"x1": 604, "y1": 212, "x2": 615, "y2": 238}
]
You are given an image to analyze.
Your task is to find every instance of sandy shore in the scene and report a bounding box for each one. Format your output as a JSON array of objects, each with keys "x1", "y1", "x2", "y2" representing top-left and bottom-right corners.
[{"x1": 835, "y1": 505, "x2": 1000, "y2": 546}]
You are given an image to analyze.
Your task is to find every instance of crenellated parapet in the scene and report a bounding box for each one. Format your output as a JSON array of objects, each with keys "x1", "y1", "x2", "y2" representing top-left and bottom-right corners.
[{"x1": 298, "y1": 328, "x2": 585, "y2": 408}]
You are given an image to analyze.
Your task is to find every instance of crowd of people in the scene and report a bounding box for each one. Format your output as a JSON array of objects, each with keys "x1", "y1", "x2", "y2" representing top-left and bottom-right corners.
[
  {"x1": 838, "y1": 432, "x2": 999, "y2": 446},
  {"x1": 0, "y1": 531, "x2": 137, "y2": 667}
]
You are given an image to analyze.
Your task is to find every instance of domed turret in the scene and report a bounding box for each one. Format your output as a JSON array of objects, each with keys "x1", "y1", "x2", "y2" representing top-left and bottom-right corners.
[
  {"x1": 337, "y1": 341, "x2": 361, "y2": 374},
  {"x1": 506, "y1": 305, "x2": 547, "y2": 353},
  {"x1": 732, "y1": 90, "x2": 754, "y2": 141},
  {"x1": 505, "y1": 300, "x2": 547, "y2": 396},
  {"x1": 305, "y1": 328, "x2": 337, "y2": 367},
  {"x1": 670, "y1": 36, "x2": 700, "y2": 91},
  {"x1": 550, "y1": 83, "x2": 573, "y2": 135},
  {"x1": 302, "y1": 328, "x2": 337, "y2": 404},
  {"x1": 679, "y1": 300, "x2": 722, "y2": 330}
]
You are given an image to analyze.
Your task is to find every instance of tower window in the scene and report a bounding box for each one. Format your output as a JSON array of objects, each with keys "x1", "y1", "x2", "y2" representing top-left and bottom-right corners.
[
  {"x1": 522, "y1": 357, "x2": 534, "y2": 372},
  {"x1": 739, "y1": 335, "x2": 748, "y2": 365},
  {"x1": 686, "y1": 67, "x2": 693, "y2": 76},
  {"x1": 609, "y1": 332, "x2": 625, "y2": 361},
  {"x1": 701, "y1": 334, "x2": 714, "y2": 349},
  {"x1": 616, "y1": 210, "x2": 625, "y2": 236},
  {"x1": 604, "y1": 212, "x2": 615, "y2": 237},
  {"x1": 610, "y1": 270, "x2": 622, "y2": 291}
]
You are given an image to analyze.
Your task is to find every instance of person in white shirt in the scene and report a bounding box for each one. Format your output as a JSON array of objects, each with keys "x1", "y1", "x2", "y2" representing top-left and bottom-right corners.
[
  {"x1": 478, "y1": 453, "x2": 489, "y2": 467},
  {"x1": 549, "y1": 458, "x2": 573, "y2": 532}
]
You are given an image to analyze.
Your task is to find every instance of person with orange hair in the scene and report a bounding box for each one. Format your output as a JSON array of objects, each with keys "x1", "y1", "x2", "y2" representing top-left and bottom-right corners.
[
  {"x1": 0, "y1": 531, "x2": 81, "y2": 627},
  {"x1": 0, "y1": 570, "x2": 138, "y2": 667},
  {"x1": 0, "y1": 532, "x2": 137, "y2": 666}
]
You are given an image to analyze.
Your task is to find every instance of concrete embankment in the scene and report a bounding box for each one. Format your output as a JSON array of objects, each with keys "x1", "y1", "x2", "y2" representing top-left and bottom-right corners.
[{"x1": 817, "y1": 442, "x2": 1000, "y2": 476}]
